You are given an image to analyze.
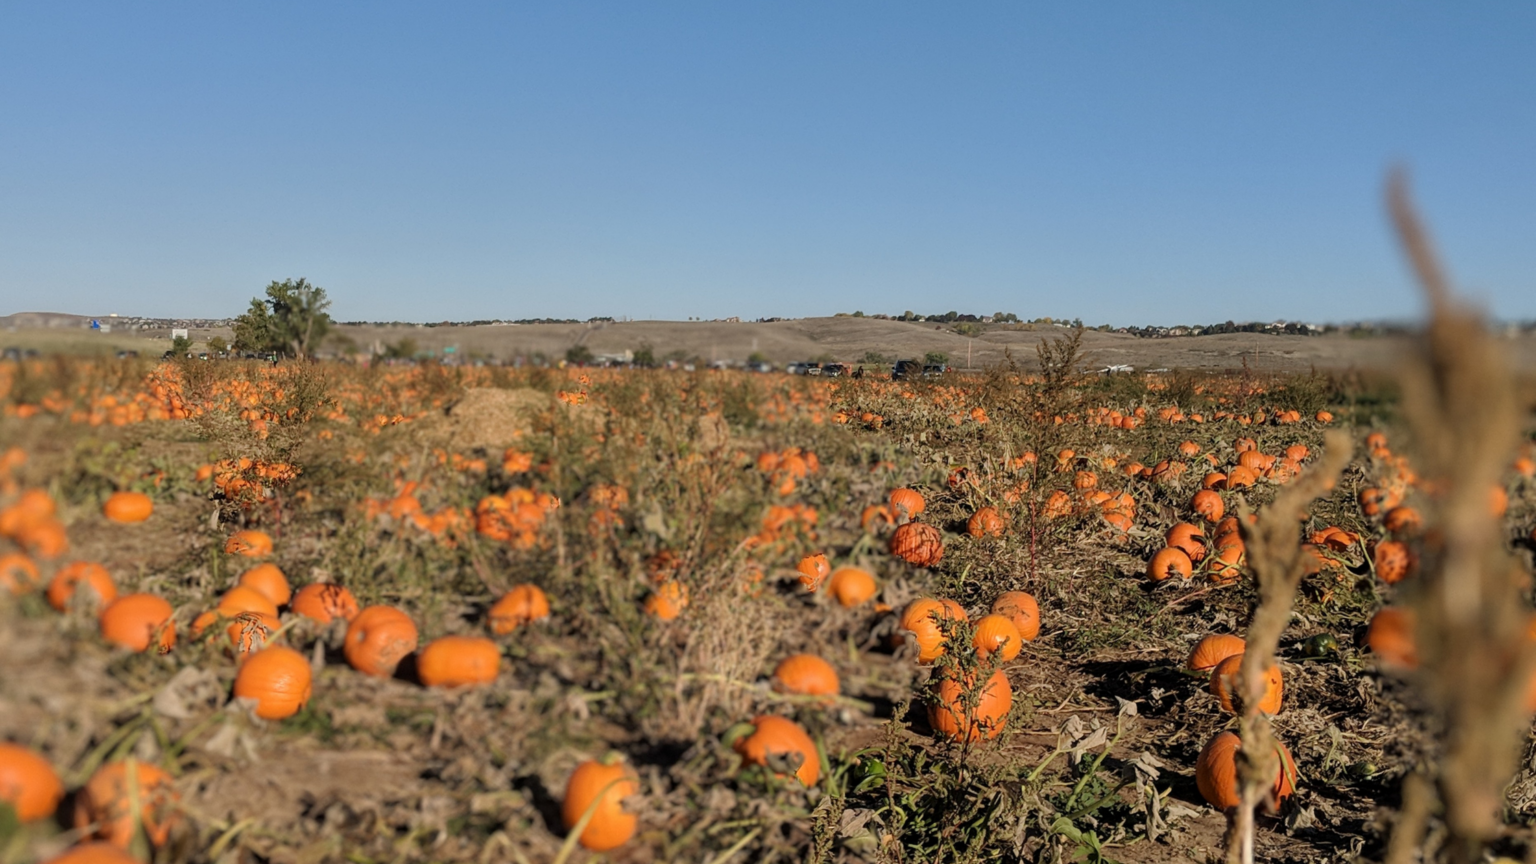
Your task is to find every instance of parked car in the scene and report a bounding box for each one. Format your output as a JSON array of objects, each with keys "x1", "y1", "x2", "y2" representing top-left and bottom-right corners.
[
  {"x1": 922, "y1": 364, "x2": 946, "y2": 378},
  {"x1": 747, "y1": 361, "x2": 773, "y2": 373},
  {"x1": 821, "y1": 363, "x2": 847, "y2": 378},
  {"x1": 891, "y1": 359, "x2": 921, "y2": 381}
]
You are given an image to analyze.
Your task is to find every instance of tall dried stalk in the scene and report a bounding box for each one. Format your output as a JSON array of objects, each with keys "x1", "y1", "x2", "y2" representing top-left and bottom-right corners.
[
  {"x1": 1224, "y1": 428, "x2": 1353, "y2": 864},
  {"x1": 1384, "y1": 173, "x2": 1534, "y2": 864}
]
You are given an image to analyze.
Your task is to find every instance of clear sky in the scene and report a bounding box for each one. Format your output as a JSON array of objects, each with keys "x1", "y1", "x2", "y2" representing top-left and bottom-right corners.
[{"x1": 1, "y1": 3, "x2": 1532, "y2": 325}]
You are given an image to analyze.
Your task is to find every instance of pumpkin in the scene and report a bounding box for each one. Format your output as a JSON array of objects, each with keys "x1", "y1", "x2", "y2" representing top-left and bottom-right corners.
[
  {"x1": 0, "y1": 489, "x2": 55, "y2": 535},
  {"x1": 344, "y1": 605, "x2": 419, "y2": 677},
  {"x1": 1358, "y1": 486, "x2": 1400, "y2": 518},
  {"x1": 890, "y1": 522, "x2": 944, "y2": 567},
  {"x1": 0, "y1": 552, "x2": 40, "y2": 595},
  {"x1": 215, "y1": 585, "x2": 280, "y2": 618},
  {"x1": 974, "y1": 614, "x2": 1022, "y2": 661},
  {"x1": 489, "y1": 584, "x2": 551, "y2": 633},
  {"x1": 237, "y1": 563, "x2": 291, "y2": 606},
  {"x1": 644, "y1": 580, "x2": 689, "y2": 620},
  {"x1": 827, "y1": 567, "x2": 877, "y2": 608},
  {"x1": 1223, "y1": 466, "x2": 1257, "y2": 490},
  {"x1": 966, "y1": 506, "x2": 1006, "y2": 538},
  {"x1": 1372, "y1": 540, "x2": 1414, "y2": 584},
  {"x1": 771, "y1": 654, "x2": 840, "y2": 697},
  {"x1": 417, "y1": 636, "x2": 502, "y2": 687},
  {"x1": 1177, "y1": 440, "x2": 1201, "y2": 457},
  {"x1": 991, "y1": 591, "x2": 1040, "y2": 641},
  {"x1": 1187, "y1": 634, "x2": 1246, "y2": 672},
  {"x1": 1209, "y1": 653, "x2": 1283, "y2": 715},
  {"x1": 796, "y1": 553, "x2": 831, "y2": 591},
  {"x1": 1165, "y1": 523, "x2": 1207, "y2": 561},
  {"x1": 1367, "y1": 607, "x2": 1418, "y2": 669},
  {"x1": 1208, "y1": 537, "x2": 1246, "y2": 584},
  {"x1": 75, "y1": 760, "x2": 180, "y2": 849},
  {"x1": 0, "y1": 742, "x2": 64, "y2": 821},
  {"x1": 733, "y1": 715, "x2": 820, "y2": 786},
  {"x1": 1201, "y1": 472, "x2": 1227, "y2": 490},
  {"x1": 1490, "y1": 485, "x2": 1509, "y2": 517},
  {"x1": 1195, "y1": 731, "x2": 1296, "y2": 812},
  {"x1": 1147, "y1": 547, "x2": 1193, "y2": 582},
  {"x1": 1073, "y1": 470, "x2": 1098, "y2": 491},
  {"x1": 102, "y1": 491, "x2": 153, "y2": 523},
  {"x1": 1190, "y1": 490, "x2": 1224, "y2": 523},
  {"x1": 1382, "y1": 506, "x2": 1421, "y2": 536},
  {"x1": 99, "y1": 594, "x2": 176, "y2": 653},
  {"x1": 929, "y1": 668, "x2": 1013, "y2": 742},
  {"x1": 224, "y1": 529, "x2": 274, "y2": 557},
  {"x1": 233, "y1": 646, "x2": 313, "y2": 719},
  {"x1": 888, "y1": 488, "x2": 926, "y2": 521},
  {"x1": 41, "y1": 843, "x2": 143, "y2": 864},
  {"x1": 46, "y1": 562, "x2": 117, "y2": 614},
  {"x1": 290, "y1": 583, "x2": 360, "y2": 624},
  {"x1": 899, "y1": 598, "x2": 967, "y2": 662},
  {"x1": 562, "y1": 756, "x2": 639, "y2": 851}
]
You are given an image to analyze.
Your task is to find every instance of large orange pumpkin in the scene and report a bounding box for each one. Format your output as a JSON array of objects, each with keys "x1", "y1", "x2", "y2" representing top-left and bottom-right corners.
[
  {"x1": 344, "y1": 606, "x2": 419, "y2": 677},
  {"x1": 562, "y1": 756, "x2": 639, "y2": 851},
  {"x1": 237, "y1": 563, "x2": 292, "y2": 606},
  {"x1": 290, "y1": 583, "x2": 360, "y2": 624},
  {"x1": 771, "y1": 654, "x2": 840, "y2": 697},
  {"x1": 488, "y1": 584, "x2": 550, "y2": 633},
  {"x1": 233, "y1": 646, "x2": 313, "y2": 719},
  {"x1": 74, "y1": 760, "x2": 180, "y2": 849},
  {"x1": 888, "y1": 488, "x2": 926, "y2": 521},
  {"x1": 991, "y1": 591, "x2": 1040, "y2": 641},
  {"x1": 99, "y1": 594, "x2": 176, "y2": 653},
  {"x1": 224, "y1": 529, "x2": 274, "y2": 557},
  {"x1": 1187, "y1": 634, "x2": 1246, "y2": 672},
  {"x1": 1147, "y1": 547, "x2": 1193, "y2": 582},
  {"x1": 102, "y1": 491, "x2": 153, "y2": 524},
  {"x1": 0, "y1": 742, "x2": 64, "y2": 821},
  {"x1": 899, "y1": 598, "x2": 967, "y2": 662},
  {"x1": 733, "y1": 715, "x2": 820, "y2": 786},
  {"x1": 966, "y1": 506, "x2": 1006, "y2": 538},
  {"x1": 46, "y1": 562, "x2": 117, "y2": 614},
  {"x1": 0, "y1": 552, "x2": 40, "y2": 595},
  {"x1": 974, "y1": 614, "x2": 1022, "y2": 661},
  {"x1": 890, "y1": 522, "x2": 944, "y2": 567},
  {"x1": 1195, "y1": 731, "x2": 1296, "y2": 812},
  {"x1": 417, "y1": 636, "x2": 502, "y2": 687},
  {"x1": 1209, "y1": 653, "x2": 1283, "y2": 715},
  {"x1": 929, "y1": 668, "x2": 1013, "y2": 742},
  {"x1": 827, "y1": 567, "x2": 877, "y2": 608}
]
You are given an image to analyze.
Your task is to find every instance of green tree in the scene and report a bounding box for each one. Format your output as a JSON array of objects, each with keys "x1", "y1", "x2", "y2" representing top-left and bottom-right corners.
[
  {"x1": 170, "y1": 335, "x2": 193, "y2": 356},
  {"x1": 232, "y1": 278, "x2": 334, "y2": 358},
  {"x1": 633, "y1": 343, "x2": 658, "y2": 368},
  {"x1": 565, "y1": 344, "x2": 594, "y2": 365},
  {"x1": 207, "y1": 336, "x2": 228, "y2": 355},
  {"x1": 924, "y1": 351, "x2": 949, "y2": 366}
]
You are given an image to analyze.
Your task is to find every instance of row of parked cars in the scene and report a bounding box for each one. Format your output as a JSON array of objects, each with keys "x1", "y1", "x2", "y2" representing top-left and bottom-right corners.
[{"x1": 785, "y1": 360, "x2": 946, "y2": 380}]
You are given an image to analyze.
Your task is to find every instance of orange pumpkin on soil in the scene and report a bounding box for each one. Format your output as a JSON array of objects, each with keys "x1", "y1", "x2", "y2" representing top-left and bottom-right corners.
[
  {"x1": 223, "y1": 529, "x2": 274, "y2": 557},
  {"x1": 1195, "y1": 731, "x2": 1296, "y2": 812},
  {"x1": 99, "y1": 594, "x2": 176, "y2": 653},
  {"x1": 890, "y1": 522, "x2": 944, "y2": 567},
  {"x1": 929, "y1": 668, "x2": 1013, "y2": 742},
  {"x1": 562, "y1": 756, "x2": 639, "y2": 851},
  {"x1": 1190, "y1": 490, "x2": 1224, "y2": 523},
  {"x1": 1187, "y1": 634, "x2": 1246, "y2": 672},
  {"x1": 75, "y1": 760, "x2": 180, "y2": 849},
  {"x1": 1165, "y1": 523, "x2": 1207, "y2": 561},
  {"x1": 344, "y1": 605, "x2": 419, "y2": 677},
  {"x1": 888, "y1": 488, "x2": 926, "y2": 521},
  {"x1": 1382, "y1": 506, "x2": 1421, "y2": 536},
  {"x1": 290, "y1": 583, "x2": 361, "y2": 624},
  {"x1": 233, "y1": 646, "x2": 313, "y2": 719},
  {"x1": 46, "y1": 562, "x2": 117, "y2": 614},
  {"x1": 1367, "y1": 607, "x2": 1418, "y2": 669},
  {"x1": 1372, "y1": 540, "x2": 1414, "y2": 584},
  {"x1": 1147, "y1": 547, "x2": 1193, "y2": 582},
  {"x1": 974, "y1": 614, "x2": 1023, "y2": 661},
  {"x1": 860, "y1": 504, "x2": 895, "y2": 532},
  {"x1": 827, "y1": 567, "x2": 877, "y2": 608},
  {"x1": 796, "y1": 553, "x2": 831, "y2": 591},
  {"x1": 899, "y1": 598, "x2": 967, "y2": 662},
  {"x1": 237, "y1": 563, "x2": 291, "y2": 606},
  {"x1": 101, "y1": 491, "x2": 153, "y2": 524},
  {"x1": 1223, "y1": 466, "x2": 1257, "y2": 490},
  {"x1": 39, "y1": 843, "x2": 141, "y2": 864},
  {"x1": 216, "y1": 584, "x2": 280, "y2": 618},
  {"x1": 1201, "y1": 471, "x2": 1228, "y2": 490},
  {"x1": 991, "y1": 591, "x2": 1041, "y2": 641},
  {"x1": 489, "y1": 584, "x2": 551, "y2": 633},
  {"x1": 734, "y1": 715, "x2": 820, "y2": 786},
  {"x1": 644, "y1": 580, "x2": 689, "y2": 620},
  {"x1": 0, "y1": 552, "x2": 40, "y2": 595},
  {"x1": 771, "y1": 654, "x2": 840, "y2": 697},
  {"x1": 1358, "y1": 486, "x2": 1400, "y2": 518},
  {"x1": 967, "y1": 506, "x2": 1006, "y2": 538},
  {"x1": 417, "y1": 636, "x2": 502, "y2": 687},
  {"x1": 1208, "y1": 537, "x2": 1246, "y2": 584},
  {"x1": 0, "y1": 742, "x2": 64, "y2": 821},
  {"x1": 1209, "y1": 653, "x2": 1283, "y2": 715}
]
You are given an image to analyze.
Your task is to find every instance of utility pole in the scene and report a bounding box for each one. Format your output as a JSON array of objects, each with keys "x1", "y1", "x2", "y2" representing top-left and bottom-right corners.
[{"x1": 968, "y1": 339, "x2": 973, "y2": 370}]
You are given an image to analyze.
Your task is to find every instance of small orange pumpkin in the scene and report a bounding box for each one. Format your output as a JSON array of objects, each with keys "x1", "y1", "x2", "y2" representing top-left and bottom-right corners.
[
  {"x1": 974, "y1": 614, "x2": 1022, "y2": 661},
  {"x1": 796, "y1": 553, "x2": 831, "y2": 591},
  {"x1": 290, "y1": 583, "x2": 360, "y2": 624},
  {"x1": 899, "y1": 598, "x2": 967, "y2": 662},
  {"x1": 46, "y1": 562, "x2": 117, "y2": 614},
  {"x1": 38, "y1": 843, "x2": 141, "y2": 864},
  {"x1": 417, "y1": 636, "x2": 502, "y2": 687},
  {"x1": 102, "y1": 491, "x2": 153, "y2": 523},
  {"x1": 74, "y1": 760, "x2": 180, "y2": 849},
  {"x1": 224, "y1": 529, "x2": 274, "y2": 557},
  {"x1": 966, "y1": 506, "x2": 1006, "y2": 538},
  {"x1": 1190, "y1": 489, "x2": 1224, "y2": 523},
  {"x1": 1195, "y1": 731, "x2": 1296, "y2": 812},
  {"x1": 0, "y1": 742, "x2": 64, "y2": 821},
  {"x1": 1187, "y1": 634, "x2": 1245, "y2": 672},
  {"x1": 890, "y1": 522, "x2": 944, "y2": 567},
  {"x1": 990, "y1": 591, "x2": 1040, "y2": 641},
  {"x1": 562, "y1": 756, "x2": 639, "y2": 851},
  {"x1": 237, "y1": 563, "x2": 291, "y2": 606},
  {"x1": 1367, "y1": 607, "x2": 1418, "y2": 669},
  {"x1": 888, "y1": 488, "x2": 926, "y2": 521},
  {"x1": 233, "y1": 645, "x2": 313, "y2": 719},
  {"x1": 929, "y1": 668, "x2": 1013, "y2": 742},
  {"x1": 1147, "y1": 547, "x2": 1193, "y2": 582},
  {"x1": 0, "y1": 552, "x2": 41, "y2": 595},
  {"x1": 771, "y1": 654, "x2": 840, "y2": 697},
  {"x1": 827, "y1": 567, "x2": 877, "y2": 608},
  {"x1": 344, "y1": 605, "x2": 419, "y2": 677},
  {"x1": 1166, "y1": 522, "x2": 1207, "y2": 561},
  {"x1": 734, "y1": 715, "x2": 820, "y2": 786},
  {"x1": 644, "y1": 580, "x2": 689, "y2": 620},
  {"x1": 99, "y1": 594, "x2": 176, "y2": 653},
  {"x1": 489, "y1": 584, "x2": 551, "y2": 633},
  {"x1": 1209, "y1": 653, "x2": 1283, "y2": 715},
  {"x1": 1371, "y1": 540, "x2": 1414, "y2": 584}
]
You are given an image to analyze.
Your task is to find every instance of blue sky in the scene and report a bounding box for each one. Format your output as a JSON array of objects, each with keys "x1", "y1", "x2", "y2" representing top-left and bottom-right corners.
[{"x1": 1, "y1": 3, "x2": 1532, "y2": 325}]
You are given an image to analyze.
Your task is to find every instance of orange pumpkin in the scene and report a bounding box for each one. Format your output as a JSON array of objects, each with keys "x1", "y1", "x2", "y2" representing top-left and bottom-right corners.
[
  {"x1": 233, "y1": 646, "x2": 313, "y2": 719},
  {"x1": 974, "y1": 614, "x2": 1022, "y2": 661},
  {"x1": 101, "y1": 491, "x2": 153, "y2": 523},
  {"x1": 1223, "y1": 466, "x2": 1257, "y2": 490},
  {"x1": 860, "y1": 504, "x2": 895, "y2": 532},
  {"x1": 0, "y1": 552, "x2": 40, "y2": 595},
  {"x1": 928, "y1": 668, "x2": 1013, "y2": 742},
  {"x1": 1209, "y1": 653, "x2": 1283, "y2": 715},
  {"x1": 39, "y1": 843, "x2": 141, "y2": 864},
  {"x1": 644, "y1": 580, "x2": 689, "y2": 620},
  {"x1": 237, "y1": 563, "x2": 291, "y2": 606},
  {"x1": 1187, "y1": 634, "x2": 1246, "y2": 672},
  {"x1": 888, "y1": 488, "x2": 926, "y2": 521},
  {"x1": 0, "y1": 742, "x2": 64, "y2": 821},
  {"x1": 99, "y1": 594, "x2": 176, "y2": 653},
  {"x1": 417, "y1": 636, "x2": 502, "y2": 687},
  {"x1": 224, "y1": 529, "x2": 274, "y2": 557},
  {"x1": 1190, "y1": 490, "x2": 1224, "y2": 523},
  {"x1": 966, "y1": 506, "x2": 1006, "y2": 538},
  {"x1": 1367, "y1": 607, "x2": 1418, "y2": 669},
  {"x1": 1195, "y1": 731, "x2": 1296, "y2": 812},
  {"x1": 562, "y1": 756, "x2": 639, "y2": 851},
  {"x1": 74, "y1": 760, "x2": 180, "y2": 849},
  {"x1": 827, "y1": 567, "x2": 877, "y2": 608},
  {"x1": 771, "y1": 654, "x2": 840, "y2": 697},
  {"x1": 1166, "y1": 522, "x2": 1207, "y2": 562},
  {"x1": 1372, "y1": 540, "x2": 1414, "y2": 584},
  {"x1": 344, "y1": 605, "x2": 419, "y2": 677},
  {"x1": 1208, "y1": 537, "x2": 1246, "y2": 584},
  {"x1": 46, "y1": 562, "x2": 117, "y2": 614},
  {"x1": 899, "y1": 598, "x2": 967, "y2": 662},
  {"x1": 734, "y1": 715, "x2": 820, "y2": 786},
  {"x1": 890, "y1": 522, "x2": 944, "y2": 567},
  {"x1": 796, "y1": 553, "x2": 831, "y2": 591},
  {"x1": 990, "y1": 591, "x2": 1040, "y2": 641},
  {"x1": 290, "y1": 583, "x2": 360, "y2": 624},
  {"x1": 1147, "y1": 547, "x2": 1193, "y2": 582},
  {"x1": 489, "y1": 584, "x2": 551, "y2": 633}
]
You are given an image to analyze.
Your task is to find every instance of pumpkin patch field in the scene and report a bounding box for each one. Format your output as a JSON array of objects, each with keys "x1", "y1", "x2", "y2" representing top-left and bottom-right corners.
[{"x1": 3, "y1": 352, "x2": 1536, "y2": 863}]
